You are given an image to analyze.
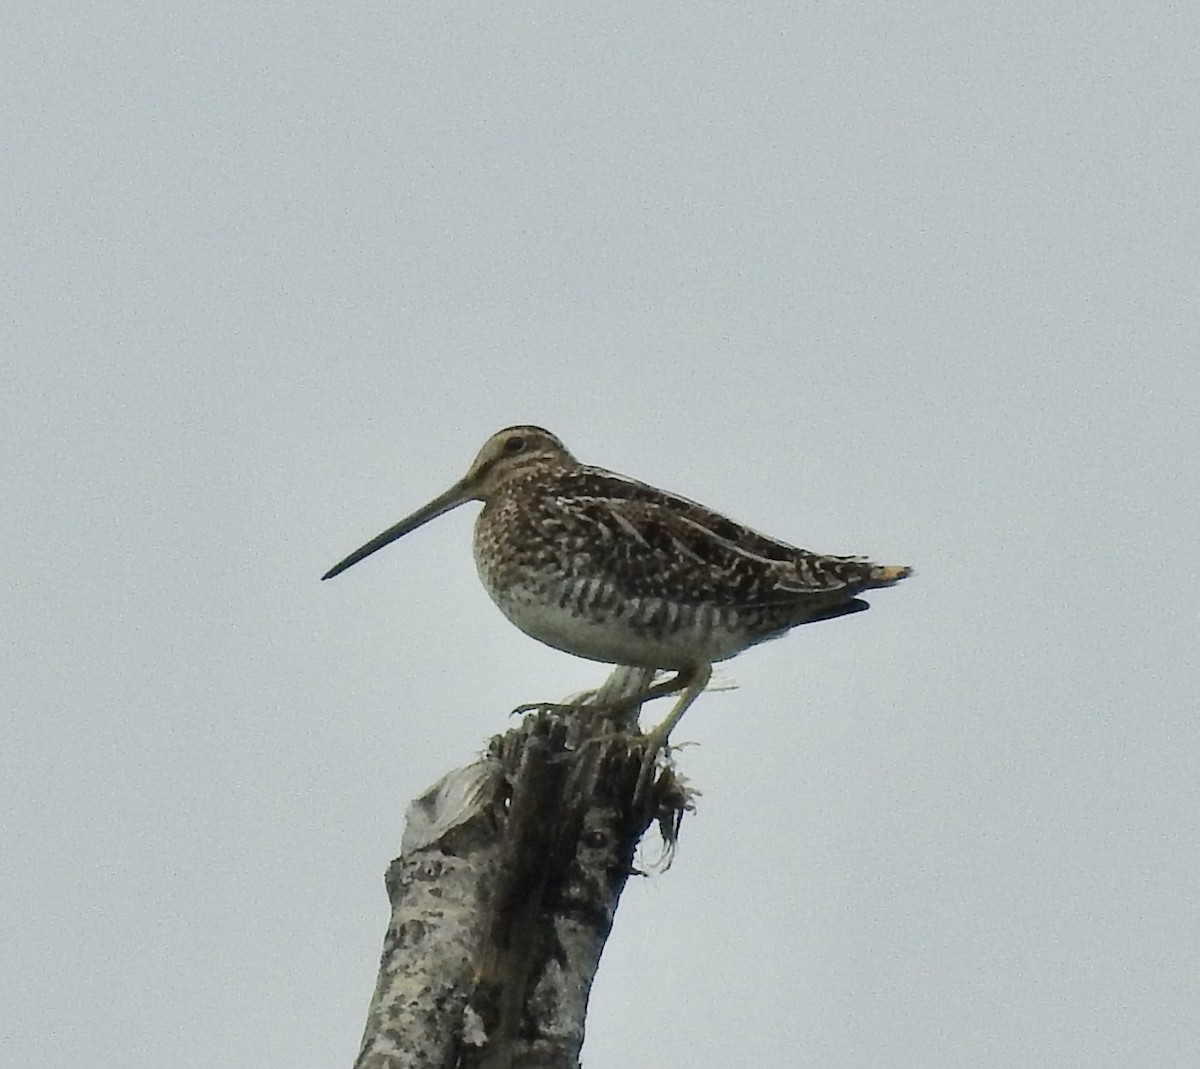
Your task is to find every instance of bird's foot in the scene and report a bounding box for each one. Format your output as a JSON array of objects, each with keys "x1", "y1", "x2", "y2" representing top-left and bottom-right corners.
[
  {"x1": 634, "y1": 725, "x2": 673, "y2": 803},
  {"x1": 510, "y1": 693, "x2": 647, "y2": 725},
  {"x1": 632, "y1": 663, "x2": 712, "y2": 804},
  {"x1": 509, "y1": 700, "x2": 579, "y2": 717}
]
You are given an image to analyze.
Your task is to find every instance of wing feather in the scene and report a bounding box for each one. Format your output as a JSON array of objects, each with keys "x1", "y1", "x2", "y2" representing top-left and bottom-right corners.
[{"x1": 549, "y1": 468, "x2": 851, "y2": 605}]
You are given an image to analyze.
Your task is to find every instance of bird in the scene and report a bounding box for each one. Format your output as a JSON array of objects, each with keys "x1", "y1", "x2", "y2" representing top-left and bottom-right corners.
[{"x1": 323, "y1": 425, "x2": 910, "y2": 785}]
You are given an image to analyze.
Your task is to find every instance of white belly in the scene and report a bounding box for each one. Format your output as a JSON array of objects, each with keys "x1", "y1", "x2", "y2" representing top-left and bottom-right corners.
[{"x1": 479, "y1": 575, "x2": 746, "y2": 669}]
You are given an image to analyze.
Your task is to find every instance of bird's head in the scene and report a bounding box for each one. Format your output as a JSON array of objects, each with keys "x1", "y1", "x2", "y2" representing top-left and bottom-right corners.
[{"x1": 321, "y1": 425, "x2": 574, "y2": 580}]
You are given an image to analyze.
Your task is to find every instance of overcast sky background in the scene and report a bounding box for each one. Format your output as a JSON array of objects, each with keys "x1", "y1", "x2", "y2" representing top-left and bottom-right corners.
[{"x1": 4, "y1": 4, "x2": 1198, "y2": 1067}]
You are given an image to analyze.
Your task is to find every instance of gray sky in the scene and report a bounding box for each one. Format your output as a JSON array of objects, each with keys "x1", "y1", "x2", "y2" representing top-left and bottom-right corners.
[{"x1": 4, "y1": 4, "x2": 1198, "y2": 1067}]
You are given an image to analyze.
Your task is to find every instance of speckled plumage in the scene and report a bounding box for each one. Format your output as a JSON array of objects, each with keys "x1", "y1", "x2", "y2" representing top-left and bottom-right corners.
[
  {"x1": 323, "y1": 425, "x2": 911, "y2": 769},
  {"x1": 471, "y1": 450, "x2": 906, "y2": 670}
]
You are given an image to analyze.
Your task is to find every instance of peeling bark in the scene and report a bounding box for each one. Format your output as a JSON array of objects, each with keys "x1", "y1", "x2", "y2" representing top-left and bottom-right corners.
[{"x1": 353, "y1": 669, "x2": 689, "y2": 1069}]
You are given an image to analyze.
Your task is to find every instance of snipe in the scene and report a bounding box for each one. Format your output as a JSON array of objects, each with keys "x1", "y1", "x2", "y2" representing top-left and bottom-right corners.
[{"x1": 323, "y1": 426, "x2": 910, "y2": 782}]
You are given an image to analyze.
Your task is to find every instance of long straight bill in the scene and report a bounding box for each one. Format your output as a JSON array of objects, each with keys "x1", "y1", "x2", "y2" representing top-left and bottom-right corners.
[{"x1": 321, "y1": 480, "x2": 472, "y2": 580}]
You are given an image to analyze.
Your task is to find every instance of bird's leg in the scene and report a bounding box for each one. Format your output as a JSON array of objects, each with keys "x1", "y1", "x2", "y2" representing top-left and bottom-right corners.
[
  {"x1": 510, "y1": 668, "x2": 688, "y2": 721},
  {"x1": 636, "y1": 662, "x2": 713, "y2": 800},
  {"x1": 598, "y1": 669, "x2": 689, "y2": 716}
]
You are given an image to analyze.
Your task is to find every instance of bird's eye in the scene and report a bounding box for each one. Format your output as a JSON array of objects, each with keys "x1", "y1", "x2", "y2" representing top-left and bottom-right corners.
[{"x1": 503, "y1": 435, "x2": 527, "y2": 455}]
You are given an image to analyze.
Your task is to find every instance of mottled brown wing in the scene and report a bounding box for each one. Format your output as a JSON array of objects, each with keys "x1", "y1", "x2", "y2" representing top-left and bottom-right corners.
[{"x1": 552, "y1": 469, "x2": 849, "y2": 606}]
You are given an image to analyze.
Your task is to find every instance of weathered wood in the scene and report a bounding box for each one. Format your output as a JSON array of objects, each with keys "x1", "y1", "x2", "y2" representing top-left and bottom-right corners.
[{"x1": 353, "y1": 669, "x2": 689, "y2": 1069}]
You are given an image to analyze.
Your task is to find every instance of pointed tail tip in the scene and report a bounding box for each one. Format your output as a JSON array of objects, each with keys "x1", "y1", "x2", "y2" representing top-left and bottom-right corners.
[{"x1": 871, "y1": 563, "x2": 913, "y2": 586}]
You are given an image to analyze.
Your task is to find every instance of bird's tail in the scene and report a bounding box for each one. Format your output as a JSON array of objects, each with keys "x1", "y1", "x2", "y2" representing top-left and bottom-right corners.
[{"x1": 867, "y1": 563, "x2": 912, "y2": 587}]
